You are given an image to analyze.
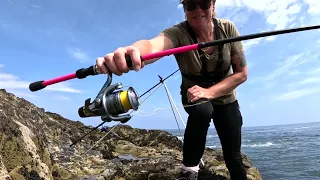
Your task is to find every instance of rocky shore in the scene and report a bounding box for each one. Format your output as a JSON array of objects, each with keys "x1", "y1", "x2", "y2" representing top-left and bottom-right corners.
[{"x1": 0, "y1": 89, "x2": 262, "y2": 180}]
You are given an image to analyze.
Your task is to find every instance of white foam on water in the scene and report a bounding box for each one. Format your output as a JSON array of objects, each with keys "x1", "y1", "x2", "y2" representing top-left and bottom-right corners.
[
  {"x1": 207, "y1": 134, "x2": 218, "y2": 138},
  {"x1": 242, "y1": 142, "x2": 278, "y2": 148}
]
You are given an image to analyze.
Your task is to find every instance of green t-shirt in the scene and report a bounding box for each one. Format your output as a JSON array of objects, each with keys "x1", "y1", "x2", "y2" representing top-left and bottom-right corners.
[{"x1": 161, "y1": 18, "x2": 244, "y2": 105}]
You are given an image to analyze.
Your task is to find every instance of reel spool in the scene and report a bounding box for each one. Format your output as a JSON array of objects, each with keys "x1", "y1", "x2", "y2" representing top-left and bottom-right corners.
[
  {"x1": 78, "y1": 71, "x2": 139, "y2": 123},
  {"x1": 103, "y1": 86, "x2": 139, "y2": 116}
]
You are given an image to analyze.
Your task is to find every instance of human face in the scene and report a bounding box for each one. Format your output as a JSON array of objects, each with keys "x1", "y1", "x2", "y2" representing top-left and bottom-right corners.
[{"x1": 183, "y1": 0, "x2": 215, "y2": 27}]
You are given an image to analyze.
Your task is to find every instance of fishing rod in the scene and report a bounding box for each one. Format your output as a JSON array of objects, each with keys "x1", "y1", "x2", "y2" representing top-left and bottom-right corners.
[
  {"x1": 29, "y1": 24, "x2": 320, "y2": 91},
  {"x1": 29, "y1": 24, "x2": 320, "y2": 125}
]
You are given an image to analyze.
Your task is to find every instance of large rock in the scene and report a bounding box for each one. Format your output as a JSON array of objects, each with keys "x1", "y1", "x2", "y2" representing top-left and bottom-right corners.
[{"x1": 0, "y1": 89, "x2": 262, "y2": 180}]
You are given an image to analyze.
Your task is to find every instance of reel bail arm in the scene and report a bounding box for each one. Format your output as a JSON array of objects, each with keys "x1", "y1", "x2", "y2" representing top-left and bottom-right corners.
[{"x1": 78, "y1": 73, "x2": 140, "y2": 123}]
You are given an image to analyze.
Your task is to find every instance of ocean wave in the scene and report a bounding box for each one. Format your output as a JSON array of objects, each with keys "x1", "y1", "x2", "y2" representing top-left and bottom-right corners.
[
  {"x1": 176, "y1": 134, "x2": 218, "y2": 141},
  {"x1": 242, "y1": 142, "x2": 278, "y2": 148},
  {"x1": 293, "y1": 125, "x2": 320, "y2": 130},
  {"x1": 207, "y1": 134, "x2": 218, "y2": 138}
]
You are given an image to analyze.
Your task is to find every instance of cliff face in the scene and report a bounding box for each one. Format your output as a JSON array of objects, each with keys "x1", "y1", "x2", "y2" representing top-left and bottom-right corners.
[{"x1": 0, "y1": 89, "x2": 262, "y2": 180}]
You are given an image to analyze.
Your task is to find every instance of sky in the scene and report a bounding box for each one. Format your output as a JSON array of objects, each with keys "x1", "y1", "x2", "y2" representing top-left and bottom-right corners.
[{"x1": 1, "y1": 0, "x2": 320, "y2": 130}]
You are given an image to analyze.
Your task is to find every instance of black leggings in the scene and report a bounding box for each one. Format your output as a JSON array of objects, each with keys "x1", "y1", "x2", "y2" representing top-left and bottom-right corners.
[{"x1": 182, "y1": 98, "x2": 247, "y2": 180}]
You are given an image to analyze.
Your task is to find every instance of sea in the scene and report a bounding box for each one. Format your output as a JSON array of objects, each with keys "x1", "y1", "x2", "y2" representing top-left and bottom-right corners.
[{"x1": 166, "y1": 121, "x2": 320, "y2": 180}]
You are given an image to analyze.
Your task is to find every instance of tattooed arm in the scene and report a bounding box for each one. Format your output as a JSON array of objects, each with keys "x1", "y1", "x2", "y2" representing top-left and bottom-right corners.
[{"x1": 206, "y1": 21, "x2": 248, "y2": 100}]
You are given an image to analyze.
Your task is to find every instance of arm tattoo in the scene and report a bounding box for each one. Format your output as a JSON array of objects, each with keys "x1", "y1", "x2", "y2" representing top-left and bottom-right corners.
[{"x1": 236, "y1": 49, "x2": 247, "y2": 67}]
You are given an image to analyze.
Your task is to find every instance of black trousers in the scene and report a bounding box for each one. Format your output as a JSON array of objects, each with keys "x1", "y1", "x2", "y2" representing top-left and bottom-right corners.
[{"x1": 181, "y1": 97, "x2": 247, "y2": 180}]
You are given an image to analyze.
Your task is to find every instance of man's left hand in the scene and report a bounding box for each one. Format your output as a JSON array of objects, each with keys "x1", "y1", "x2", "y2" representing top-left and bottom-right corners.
[{"x1": 187, "y1": 85, "x2": 213, "y2": 103}]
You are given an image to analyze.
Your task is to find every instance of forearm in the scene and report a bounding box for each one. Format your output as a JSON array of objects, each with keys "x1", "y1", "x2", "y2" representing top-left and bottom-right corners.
[
  {"x1": 209, "y1": 34, "x2": 248, "y2": 99},
  {"x1": 131, "y1": 40, "x2": 152, "y2": 55},
  {"x1": 132, "y1": 34, "x2": 174, "y2": 65},
  {"x1": 208, "y1": 72, "x2": 247, "y2": 99},
  {"x1": 131, "y1": 40, "x2": 158, "y2": 64}
]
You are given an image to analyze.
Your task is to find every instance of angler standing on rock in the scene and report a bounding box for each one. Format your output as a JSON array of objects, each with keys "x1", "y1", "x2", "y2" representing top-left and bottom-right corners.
[{"x1": 96, "y1": 0, "x2": 248, "y2": 179}]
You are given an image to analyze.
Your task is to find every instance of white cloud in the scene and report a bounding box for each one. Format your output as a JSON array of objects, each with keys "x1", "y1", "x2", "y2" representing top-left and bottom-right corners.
[
  {"x1": 251, "y1": 47, "x2": 320, "y2": 83},
  {"x1": 67, "y1": 48, "x2": 90, "y2": 63},
  {"x1": 265, "y1": 3, "x2": 300, "y2": 30},
  {"x1": 243, "y1": 38, "x2": 263, "y2": 51},
  {"x1": 0, "y1": 72, "x2": 18, "y2": 80},
  {"x1": 0, "y1": 69, "x2": 81, "y2": 94},
  {"x1": 303, "y1": 0, "x2": 320, "y2": 15},
  {"x1": 286, "y1": 77, "x2": 320, "y2": 90},
  {"x1": 52, "y1": 95, "x2": 71, "y2": 100},
  {"x1": 275, "y1": 87, "x2": 320, "y2": 101},
  {"x1": 216, "y1": 0, "x2": 312, "y2": 31},
  {"x1": 264, "y1": 52, "x2": 305, "y2": 81},
  {"x1": 176, "y1": 0, "x2": 318, "y2": 40},
  {"x1": 298, "y1": 77, "x2": 319, "y2": 85},
  {"x1": 0, "y1": 64, "x2": 3, "y2": 68},
  {"x1": 0, "y1": 66, "x2": 81, "y2": 100},
  {"x1": 287, "y1": 70, "x2": 300, "y2": 77},
  {"x1": 308, "y1": 67, "x2": 320, "y2": 75},
  {"x1": 286, "y1": 64, "x2": 320, "y2": 89},
  {"x1": 44, "y1": 83, "x2": 82, "y2": 93},
  {"x1": 176, "y1": 0, "x2": 308, "y2": 32},
  {"x1": 0, "y1": 80, "x2": 29, "y2": 89},
  {"x1": 265, "y1": 36, "x2": 276, "y2": 42}
]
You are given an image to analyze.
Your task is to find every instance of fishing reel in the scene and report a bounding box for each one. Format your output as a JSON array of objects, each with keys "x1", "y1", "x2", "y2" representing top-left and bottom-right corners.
[{"x1": 78, "y1": 67, "x2": 140, "y2": 123}]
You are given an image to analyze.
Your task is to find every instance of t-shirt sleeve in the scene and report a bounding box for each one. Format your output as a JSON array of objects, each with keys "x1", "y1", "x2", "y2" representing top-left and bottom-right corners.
[
  {"x1": 161, "y1": 25, "x2": 181, "y2": 48},
  {"x1": 227, "y1": 20, "x2": 244, "y2": 55}
]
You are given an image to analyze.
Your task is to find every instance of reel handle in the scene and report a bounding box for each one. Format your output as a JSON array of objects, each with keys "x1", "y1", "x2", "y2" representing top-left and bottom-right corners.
[
  {"x1": 78, "y1": 98, "x2": 100, "y2": 118},
  {"x1": 78, "y1": 106, "x2": 101, "y2": 118},
  {"x1": 78, "y1": 107, "x2": 87, "y2": 117}
]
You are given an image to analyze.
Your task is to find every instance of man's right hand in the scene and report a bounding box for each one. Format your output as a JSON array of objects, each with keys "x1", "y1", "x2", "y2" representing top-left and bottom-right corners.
[{"x1": 96, "y1": 46, "x2": 144, "y2": 76}]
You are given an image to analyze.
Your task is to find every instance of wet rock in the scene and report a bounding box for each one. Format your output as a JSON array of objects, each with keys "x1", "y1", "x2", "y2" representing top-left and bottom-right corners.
[
  {"x1": 0, "y1": 155, "x2": 11, "y2": 180},
  {"x1": 0, "y1": 89, "x2": 262, "y2": 179}
]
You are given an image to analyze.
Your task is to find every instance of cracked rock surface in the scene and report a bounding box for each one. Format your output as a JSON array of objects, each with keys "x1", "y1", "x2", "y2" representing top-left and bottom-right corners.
[{"x1": 0, "y1": 89, "x2": 262, "y2": 180}]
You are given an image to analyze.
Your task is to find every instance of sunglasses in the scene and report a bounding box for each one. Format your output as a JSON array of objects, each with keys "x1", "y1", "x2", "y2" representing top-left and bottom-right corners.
[{"x1": 183, "y1": 0, "x2": 215, "y2": 11}]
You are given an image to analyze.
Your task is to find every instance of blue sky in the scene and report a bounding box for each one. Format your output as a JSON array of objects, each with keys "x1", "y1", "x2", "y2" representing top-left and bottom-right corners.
[{"x1": 1, "y1": 0, "x2": 320, "y2": 130}]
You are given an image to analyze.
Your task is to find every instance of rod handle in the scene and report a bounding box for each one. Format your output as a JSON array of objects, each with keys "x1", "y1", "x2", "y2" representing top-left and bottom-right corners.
[{"x1": 76, "y1": 65, "x2": 99, "y2": 79}]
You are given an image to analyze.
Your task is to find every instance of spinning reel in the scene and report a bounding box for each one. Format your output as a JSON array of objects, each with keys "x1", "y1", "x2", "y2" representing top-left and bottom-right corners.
[{"x1": 78, "y1": 66, "x2": 140, "y2": 123}]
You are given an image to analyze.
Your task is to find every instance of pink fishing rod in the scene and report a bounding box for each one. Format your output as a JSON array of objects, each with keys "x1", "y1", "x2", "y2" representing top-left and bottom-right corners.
[
  {"x1": 29, "y1": 24, "x2": 320, "y2": 92},
  {"x1": 28, "y1": 44, "x2": 199, "y2": 92}
]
